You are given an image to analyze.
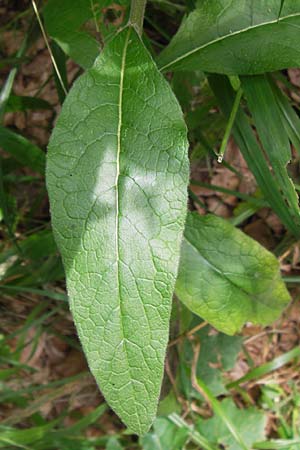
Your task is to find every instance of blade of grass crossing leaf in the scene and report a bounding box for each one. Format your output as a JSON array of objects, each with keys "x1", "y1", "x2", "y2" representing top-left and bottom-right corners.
[
  {"x1": 241, "y1": 75, "x2": 300, "y2": 225},
  {"x1": 209, "y1": 75, "x2": 300, "y2": 238},
  {"x1": 226, "y1": 347, "x2": 300, "y2": 389}
]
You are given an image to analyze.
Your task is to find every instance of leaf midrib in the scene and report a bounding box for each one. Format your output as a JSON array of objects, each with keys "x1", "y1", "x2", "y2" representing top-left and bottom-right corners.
[
  {"x1": 115, "y1": 27, "x2": 140, "y2": 413},
  {"x1": 159, "y1": 12, "x2": 300, "y2": 71}
]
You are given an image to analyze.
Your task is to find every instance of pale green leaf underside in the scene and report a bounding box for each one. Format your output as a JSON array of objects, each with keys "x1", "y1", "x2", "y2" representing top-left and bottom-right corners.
[
  {"x1": 157, "y1": 0, "x2": 300, "y2": 74},
  {"x1": 46, "y1": 27, "x2": 189, "y2": 434},
  {"x1": 176, "y1": 213, "x2": 290, "y2": 335}
]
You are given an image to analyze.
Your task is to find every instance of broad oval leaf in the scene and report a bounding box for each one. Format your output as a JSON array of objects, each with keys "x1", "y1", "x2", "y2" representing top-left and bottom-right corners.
[
  {"x1": 46, "y1": 27, "x2": 189, "y2": 434},
  {"x1": 157, "y1": 0, "x2": 300, "y2": 74},
  {"x1": 176, "y1": 212, "x2": 290, "y2": 335}
]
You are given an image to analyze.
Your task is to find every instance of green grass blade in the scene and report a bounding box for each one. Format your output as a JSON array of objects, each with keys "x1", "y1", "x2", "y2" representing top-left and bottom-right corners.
[
  {"x1": 241, "y1": 75, "x2": 300, "y2": 223},
  {"x1": 254, "y1": 438, "x2": 300, "y2": 449},
  {"x1": 53, "y1": 403, "x2": 107, "y2": 437},
  {"x1": 195, "y1": 377, "x2": 249, "y2": 450},
  {"x1": 0, "y1": 285, "x2": 67, "y2": 302},
  {"x1": 226, "y1": 347, "x2": 300, "y2": 389},
  {"x1": 209, "y1": 75, "x2": 300, "y2": 238},
  {"x1": 190, "y1": 179, "x2": 266, "y2": 207},
  {"x1": 269, "y1": 76, "x2": 300, "y2": 154}
]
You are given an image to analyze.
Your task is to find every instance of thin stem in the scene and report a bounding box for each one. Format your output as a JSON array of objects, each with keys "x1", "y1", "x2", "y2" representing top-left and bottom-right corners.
[
  {"x1": 31, "y1": 0, "x2": 67, "y2": 96},
  {"x1": 217, "y1": 87, "x2": 243, "y2": 163},
  {"x1": 130, "y1": 0, "x2": 147, "y2": 35}
]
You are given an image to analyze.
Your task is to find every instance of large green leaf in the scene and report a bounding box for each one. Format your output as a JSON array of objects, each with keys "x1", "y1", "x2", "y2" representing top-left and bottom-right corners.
[
  {"x1": 46, "y1": 27, "x2": 189, "y2": 434},
  {"x1": 157, "y1": 0, "x2": 300, "y2": 74},
  {"x1": 44, "y1": 0, "x2": 129, "y2": 68},
  {"x1": 175, "y1": 212, "x2": 290, "y2": 335}
]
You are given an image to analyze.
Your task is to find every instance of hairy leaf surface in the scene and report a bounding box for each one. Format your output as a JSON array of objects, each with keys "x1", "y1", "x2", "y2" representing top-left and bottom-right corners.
[
  {"x1": 176, "y1": 213, "x2": 290, "y2": 335},
  {"x1": 46, "y1": 27, "x2": 189, "y2": 434},
  {"x1": 157, "y1": 0, "x2": 300, "y2": 74}
]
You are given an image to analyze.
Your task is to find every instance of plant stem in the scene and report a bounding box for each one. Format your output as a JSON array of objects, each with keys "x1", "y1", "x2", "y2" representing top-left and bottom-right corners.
[
  {"x1": 217, "y1": 87, "x2": 243, "y2": 163},
  {"x1": 130, "y1": 0, "x2": 147, "y2": 35}
]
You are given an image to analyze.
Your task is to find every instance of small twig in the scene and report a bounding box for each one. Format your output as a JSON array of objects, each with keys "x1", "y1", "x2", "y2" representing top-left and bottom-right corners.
[
  {"x1": 168, "y1": 321, "x2": 208, "y2": 348},
  {"x1": 191, "y1": 341, "x2": 211, "y2": 405}
]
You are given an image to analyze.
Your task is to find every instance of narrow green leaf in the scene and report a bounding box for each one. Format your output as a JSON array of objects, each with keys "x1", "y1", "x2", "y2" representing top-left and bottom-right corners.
[
  {"x1": 46, "y1": 26, "x2": 189, "y2": 434},
  {"x1": 51, "y1": 40, "x2": 68, "y2": 104},
  {"x1": 226, "y1": 346, "x2": 300, "y2": 389},
  {"x1": 175, "y1": 212, "x2": 290, "y2": 335},
  {"x1": 269, "y1": 76, "x2": 300, "y2": 154},
  {"x1": 0, "y1": 57, "x2": 28, "y2": 70},
  {"x1": 210, "y1": 75, "x2": 300, "y2": 237},
  {"x1": 0, "y1": 421, "x2": 58, "y2": 446},
  {"x1": 241, "y1": 75, "x2": 300, "y2": 224},
  {"x1": 254, "y1": 438, "x2": 300, "y2": 449},
  {"x1": 0, "y1": 127, "x2": 45, "y2": 174},
  {"x1": 157, "y1": 0, "x2": 300, "y2": 74},
  {"x1": 5, "y1": 95, "x2": 52, "y2": 113}
]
